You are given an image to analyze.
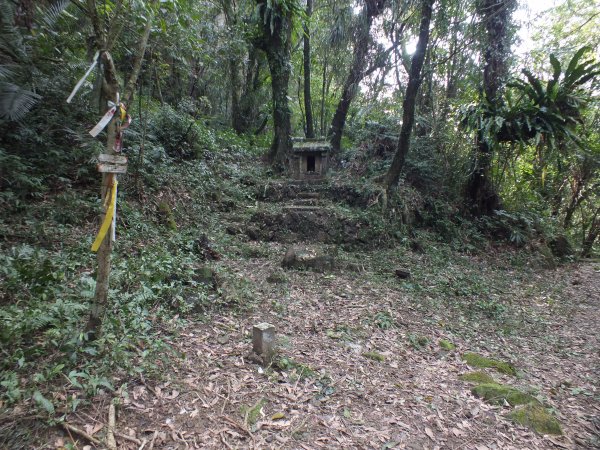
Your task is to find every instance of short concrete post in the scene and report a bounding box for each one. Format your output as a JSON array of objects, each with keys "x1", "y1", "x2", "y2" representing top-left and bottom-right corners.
[{"x1": 253, "y1": 323, "x2": 276, "y2": 362}]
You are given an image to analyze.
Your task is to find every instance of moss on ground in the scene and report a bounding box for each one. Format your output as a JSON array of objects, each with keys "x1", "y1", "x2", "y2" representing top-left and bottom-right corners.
[
  {"x1": 242, "y1": 398, "x2": 266, "y2": 426},
  {"x1": 439, "y1": 339, "x2": 456, "y2": 351},
  {"x1": 463, "y1": 352, "x2": 517, "y2": 376},
  {"x1": 158, "y1": 201, "x2": 177, "y2": 231},
  {"x1": 459, "y1": 371, "x2": 495, "y2": 384},
  {"x1": 508, "y1": 404, "x2": 562, "y2": 435},
  {"x1": 472, "y1": 383, "x2": 539, "y2": 406},
  {"x1": 362, "y1": 351, "x2": 385, "y2": 362}
]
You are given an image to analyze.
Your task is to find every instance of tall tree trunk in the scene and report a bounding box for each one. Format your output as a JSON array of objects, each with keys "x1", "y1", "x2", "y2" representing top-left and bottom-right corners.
[
  {"x1": 303, "y1": 0, "x2": 315, "y2": 138},
  {"x1": 256, "y1": 0, "x2": 293, "y2": 171},
  {"x1": 466, "y1": 0, "x2": 515, "y2": 216},
  {"x1": 266, "y1": 50, "x2": 292, "y2": 169},
  {"x1": 230, "y1": 56, "x2": 243, "y2": 133},
  {"x1": 319, "y1": 55, "x2": 328, "y2": 136},
  {"x1": 581, "y1": 207, "x2": 600, "y2": 258},
  {"x1": 328, "y1": 0, "x2": 385, "y2": 154},
  {"x1": 384, "y1": 0, "x2": 434, "y2": 193}
]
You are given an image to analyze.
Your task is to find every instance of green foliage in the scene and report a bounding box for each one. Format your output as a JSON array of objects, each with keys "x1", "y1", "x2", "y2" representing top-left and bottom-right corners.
[
  {"x1": 149, "y1": 103, "x2": 217, "y2": 160},
  {"x1": 461, "y1": 47, "x2": 599, "y2": 147}
]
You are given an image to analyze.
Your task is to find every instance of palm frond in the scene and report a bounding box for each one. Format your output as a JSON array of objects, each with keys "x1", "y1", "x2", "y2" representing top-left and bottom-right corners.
[{"x1": 0, "y1": 82, "x2": 41, "y2": 121}]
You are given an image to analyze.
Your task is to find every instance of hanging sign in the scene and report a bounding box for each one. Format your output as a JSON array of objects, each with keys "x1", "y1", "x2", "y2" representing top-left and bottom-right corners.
[{"x1": 97, "y1": 154, "x2": 128, "y2": 174}]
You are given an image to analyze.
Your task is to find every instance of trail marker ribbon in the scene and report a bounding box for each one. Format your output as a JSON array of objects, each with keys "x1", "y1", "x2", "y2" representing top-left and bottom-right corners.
[
  {"x1": 91, "y1": 179, "x2": 118, "y2": 252},
  {"x1": 67, "y1": 51, "x2": 100, "y2": 103}
]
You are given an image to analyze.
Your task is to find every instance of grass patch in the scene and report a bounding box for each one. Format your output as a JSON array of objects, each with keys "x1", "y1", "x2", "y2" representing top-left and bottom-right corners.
[
  {"x1": 439, "y1": 339, "x2": 456, "y2": 351},
  {"x1": 471, "y1": 383, "x2": 539, "y2": 406},
  {"x1": 362, "y1": 351, "x2": 385, "y2": 362},
  {"x1": 459, "y1": 371, "x2": 495, "y2": 384},
  {"x1": 508, "y1": 404, "x2": 562, "y2": 435},
  {"x1": 463, "y1": 352, "x2": 517, "y2": 375},
  {"x1": 274, "y1": 357, "x2": 316, "y2": 380}
]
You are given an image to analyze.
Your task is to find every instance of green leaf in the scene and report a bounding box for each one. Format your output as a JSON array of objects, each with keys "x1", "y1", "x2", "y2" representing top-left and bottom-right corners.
[{"x1": 33, "y1": 391, "x2": 55, "y2": 415}]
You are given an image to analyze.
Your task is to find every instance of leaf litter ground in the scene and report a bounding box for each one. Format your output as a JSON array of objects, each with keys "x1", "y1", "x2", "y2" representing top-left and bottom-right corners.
[{"x1": 54, "y1": 239, "x2": 599, "y2": 449}]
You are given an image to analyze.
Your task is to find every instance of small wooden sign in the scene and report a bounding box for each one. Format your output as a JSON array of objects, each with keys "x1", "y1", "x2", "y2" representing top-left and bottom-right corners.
[
  {"x1": 98, "y1": 154, "x2": 127, "y2": 164},
  {"x1": 97, "y1": 153, "x2": 128, "y2": 174}
]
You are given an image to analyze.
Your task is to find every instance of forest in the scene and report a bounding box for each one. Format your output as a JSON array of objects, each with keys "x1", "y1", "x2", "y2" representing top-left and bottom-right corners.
[{"x1": 0, "y1": 0, "x2": 599, "y2": 448}]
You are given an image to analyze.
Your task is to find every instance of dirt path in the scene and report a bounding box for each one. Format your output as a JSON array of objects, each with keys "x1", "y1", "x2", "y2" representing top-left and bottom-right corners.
[{"x1": 77, "y1": 252, "x2": 599, "y2": 449}]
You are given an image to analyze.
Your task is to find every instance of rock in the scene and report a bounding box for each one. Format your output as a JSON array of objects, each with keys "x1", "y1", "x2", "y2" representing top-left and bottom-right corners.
[
  {"x1": 194, "y1": 234, "x2": 221, "y2": 260},
  {"x1": 395, "y1": 269, "x2": 411, "y2": 279},
  {"x1": 246, "y1": 227, "x2": 260, "y2": 240},
  {"x1": 508, "y1": 404, "x2": 562, "y2": 435},
  {"x1": 226, "y1": 225, "x2": 242, "y2": 235},
  {"x1": 281, "y1": 247, "x2": 335, "y2": 272},
  {"x1": 252, "y1": 323, "x2": 276, "y2": 364},
  {"x1": 410, "y1": 239, "x2": 424, "y2": 253}
]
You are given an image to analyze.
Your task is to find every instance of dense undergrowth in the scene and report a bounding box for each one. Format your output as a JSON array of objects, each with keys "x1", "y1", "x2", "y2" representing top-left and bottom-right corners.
[{"x1": 0, "y1": 102, "x2": 590, "y2": 446}]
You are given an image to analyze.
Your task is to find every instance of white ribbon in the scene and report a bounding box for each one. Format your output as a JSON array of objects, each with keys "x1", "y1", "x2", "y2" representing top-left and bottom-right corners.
[
  {"x1": 89, "y1": 105, "x2": 117, "y2": 137},
  {"x1": 67, "y1": 51, "x2": 100, "y2": 104}
]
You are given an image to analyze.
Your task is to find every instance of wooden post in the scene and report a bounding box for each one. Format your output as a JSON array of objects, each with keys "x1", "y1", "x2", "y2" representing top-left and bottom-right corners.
[{"x1": 253, "y1": 323, "x2": 276, "y2": 362}]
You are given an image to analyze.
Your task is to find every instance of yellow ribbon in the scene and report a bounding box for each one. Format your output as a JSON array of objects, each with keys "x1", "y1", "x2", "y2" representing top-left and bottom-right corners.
[{"x1": 91, "y1": 179, "x2": 118, "y2": 252}]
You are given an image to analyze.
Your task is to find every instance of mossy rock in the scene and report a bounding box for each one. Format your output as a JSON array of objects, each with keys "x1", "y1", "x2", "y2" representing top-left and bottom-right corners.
[
  {"x1": 463, "y1": 352, "x2": 516, "y2": 376},
  {"x1": 459, "y1": 371, "x2": 495, "y2": 384},
  {"x1": 472, "y1": 383, "x2": 539, "y2": 406},
  {"x1": 508, "y1": 404, "x2": 562, "y2": 435},
  {"x1": 362, "y1": 351, "x2": 385, "y2": 362},
  {"x1": 439, "y1": 339, "x2": 456, "y2": 351}
]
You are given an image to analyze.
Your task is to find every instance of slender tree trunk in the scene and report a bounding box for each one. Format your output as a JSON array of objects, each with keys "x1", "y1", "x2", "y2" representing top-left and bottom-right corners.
[
  {"x1": 328, "y1": 0, "x2": 386, "y2": 154},
  {"x1": 384, "y1": 0, "x2": 434, "y2": 193},
  {"x1": 86, "y1": 52, "x2": 119, "y2": 335},
  {"x1": 466, "y1": 0, "x2": 515, "y2": 215},
  {"x1": 85, "y1": 0, "x2": 157, "y2": 336},
  {"x1": 303, "y1": 0, "x2": 315, "y2": 138},
  {"x1": 230, "y1": 56, "x2": 243, "y2": 133},
  {"x1": 320, "y1": 55, "x2": 328, "y2": 136},
  {"x1": 123, "y1": 0, "x2": 156, "y2": 105}
]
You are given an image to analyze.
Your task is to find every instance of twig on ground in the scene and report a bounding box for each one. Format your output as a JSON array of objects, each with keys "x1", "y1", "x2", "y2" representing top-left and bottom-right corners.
[
  {"x1": 60, "y1": 422, "x2": 103, "y2": 446},
  {"x1": 148, "y1": 430, "x2": 158, "y2": 450},
  {"x1": 106, "y1": 403, "x2": 117, "y2": 450},
  {"x1": 220, "y1": 432, "x2": 234, "y2": 449},
  {"x1": 115, "y1": 430, "x2": 142, "y2": 445}
]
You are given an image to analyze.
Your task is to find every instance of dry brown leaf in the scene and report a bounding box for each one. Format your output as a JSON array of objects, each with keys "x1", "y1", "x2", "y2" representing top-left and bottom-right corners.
[{"x1": 425, "y1": 427, "x2": 435, "y2": 440}]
